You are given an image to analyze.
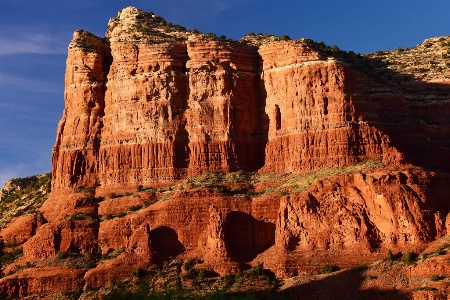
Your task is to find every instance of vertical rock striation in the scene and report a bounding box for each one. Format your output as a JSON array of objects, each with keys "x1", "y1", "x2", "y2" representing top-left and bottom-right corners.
[
  {"x1": 52, "y1": 7, "x2": 415, "y2": 191},
  {"x1": 52, "y1": 7, "x2": 267, "y2": 190},
  {"x1": 52, "y1": 30, "x2": 110, "y2": 189}
]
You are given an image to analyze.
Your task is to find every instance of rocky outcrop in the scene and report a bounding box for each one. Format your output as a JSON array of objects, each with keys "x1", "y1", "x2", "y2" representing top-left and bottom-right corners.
[
  {"x1": 51, "y1": 7, "x2": 450, "y2": 191},
  {"x1": 23, "y1": 219, "x2": 99, "y2": 260},
  {"x1": 0, "y1": 267, "x2": 84, "y2": 298},
  {"x1": 0, "y1": 214, "x2": 46, "y2": 246}
]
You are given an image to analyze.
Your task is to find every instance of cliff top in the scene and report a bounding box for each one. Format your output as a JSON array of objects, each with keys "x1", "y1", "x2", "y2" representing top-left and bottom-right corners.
[
  {"x1": 97, "y1": 6, "x2": 450, "y2": 84},
  {"x1": 104, "y1": 6, "x2": 317, "y2": 47}
]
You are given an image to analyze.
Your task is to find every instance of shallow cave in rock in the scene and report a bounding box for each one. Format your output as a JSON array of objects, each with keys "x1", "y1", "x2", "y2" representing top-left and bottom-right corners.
[
  {"x1": 149, "y1": 226, "x2": 184, "y2": 263},
  {"x1": 223, "y1": 211, "x2": 275, "y2": 262}
]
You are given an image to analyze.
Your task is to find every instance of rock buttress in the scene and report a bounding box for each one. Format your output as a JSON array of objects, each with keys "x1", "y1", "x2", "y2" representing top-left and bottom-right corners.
[
  {"x1": 259, "y1": 41, "x2": 388, "y2": 174},
  {"x1": 52, "y1": 30, "x2": 110, "y2": 189}
]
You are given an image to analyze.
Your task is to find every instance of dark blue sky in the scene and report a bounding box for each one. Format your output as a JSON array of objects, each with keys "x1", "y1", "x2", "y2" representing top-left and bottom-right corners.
[{"x1": 1, "y1": 0, "x2": 449, "y2": 186}]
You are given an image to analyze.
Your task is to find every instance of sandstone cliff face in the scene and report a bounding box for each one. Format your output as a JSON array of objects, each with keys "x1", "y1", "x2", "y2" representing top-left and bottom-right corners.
[
  {"x1": 52, "y1": 7, "x2": 267, "y2": 189},
  {"x1": 0, "y1": 267, "x2": 84, "y2": 299},
  {"x1": 52, "y1": 7, "x2": 440, "y2": 191},
  {"x1": 52, "y1": 8, "x2": 450, "y2": 191},
  {"x1": 52, "y1": 30, "x2": 110, "y2": 189}
]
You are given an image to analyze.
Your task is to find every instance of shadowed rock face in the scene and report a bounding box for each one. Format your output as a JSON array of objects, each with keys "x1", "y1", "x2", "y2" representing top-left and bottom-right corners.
[
  {"x1": 223, "y1": 211, "x2": 275, "y2": 262},
  {"x1": 149, "y1": 226, "x2": 184, "y2": 263}
]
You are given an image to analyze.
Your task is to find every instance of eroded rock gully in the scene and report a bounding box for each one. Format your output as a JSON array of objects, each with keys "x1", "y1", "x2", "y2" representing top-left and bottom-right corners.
[{"x1": 1, "y1": 6, "x2": 450, "y2": 299}]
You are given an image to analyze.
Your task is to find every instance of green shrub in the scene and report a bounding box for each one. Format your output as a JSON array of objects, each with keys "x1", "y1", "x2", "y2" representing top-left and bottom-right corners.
[
  {"x1": 197, "y1": 268, "x2": 206, "y2": 279},
  {"x1": 234, "y1": 274, "x2": 244, "y2": 285},
  {"x1": 387, "y1": 249, "x2": 394, "y2": 262},
  {"x1": 128, "y1": 205, "x2": 142, "y2": 212},
  {"x1": 66, "y1": 212, "x2": 95, "y2": 221},
  {"x1": 183, "y1": 258, "x2": 200, "y2": 271},
  {"x1": 84, "y1": 251, "x2": 98, "y2": 269},
  {"x1": 74, "y1": 186, "x2": 93, "y2": 193},
  {"x1": 0, "y1": 247, "x2": 23, "y2": 266},
  {"x1": 246, "y1": 263, "x2": 264, "y2": 277},
  {"x1": 401, "y1": 252, "x2": 417, "y2": 264},
  {"x1": 223, "y1": 273, "x2": 235, "y2": 287},
  {"x1": 435, "y1": 244, "x2": 448, "y2": 255},
  {"x1": 108, "y1": 193, "x2": 118, "y2": 199},
  {"x1": 356, "y1": 263, "x2": 369, "y2": 270},
  {"x1": 422, "y1": 252, "x2": 431, "y2": 260},
  {"x1": 320, "y1": 264, "x2": 340, "y2": 274},
  {"x1": 104, "y1": 214, "x2": 114, "y2": 220},
  {"x1": 62, "y1": 289, "x2": 83, "y2": 300},
  {"x1": 131, "y1": 268, "x2": 145, "y2": 278},
  {"x1": 184, "y1": 268, "x2": 197, "y2": 279},
  {"x1": 56, "y1": 251, "x2": 68, "y2": 260},
  {"x1": 116, "y1": 212, "x2": 127, "y2": 218},
  {"x1": 430, "y1": 274, "x2": 445, "y2": 282},
  {"x1": 416, "y1": 286, "x2": 437, "y2": 291}
]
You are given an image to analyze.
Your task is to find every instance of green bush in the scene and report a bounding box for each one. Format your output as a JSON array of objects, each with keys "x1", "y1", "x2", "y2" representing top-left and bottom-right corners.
[
  {"x1": 108, "y1": 193, "x2": 118, "y2": 199},
  {"x1": 128, "y1": 205, "x2": 142, "y2": 212},
  {"x1": 84, "y1": 251, "x2": 98, "y2": 269},
  {"x1": 416, "y1": 286, "x2": 437, "y2": 291},
  {"x1": 356, "y1": 263, "x2": 369, "y2": 270},
  {"x1": 74, "y1": 186, "x2": 94, "y2": 193},
  {"x1": 104, "y1": 214, "x2": 114, "y2": 220},
  {"x1": 131, "y1": 268, "x2": 145, "y2": 278},
  {"x1": 56, "y1": 251, "x2": 68, "y2": 260},
  {"x1": 183, "y1": 258, "x2": 202, "y2": 271},
  {"x1": 246, "y1": 263, "x2": 264, "y2": 277},
  {"x1": 320, "y1": 264, "x2": 340, "y2": 274},
  {"x1": 401, "y1": 252, "x2": 417, "y2": 265},
  {"x1": 435, "y1": 244, "x2": 448, "y2": 255},
  {"x1": 0, "y1": 247, "x2": 23, "y2": 266},
  {"x1": 430, "y1": 274, "x2": 445, "y2": 282},
  {"x1": 222, "y1": 273, "x2": 235, "y2": 287},
  {"x1": 66, "y1": 212, "x2": 95, "y2": 221},
  {"x1": 387, "y1": 249, "x2": 394, "y2": 262},
  {"x1": 116, "y1": 212, "x2": 127, "y2": 218}
]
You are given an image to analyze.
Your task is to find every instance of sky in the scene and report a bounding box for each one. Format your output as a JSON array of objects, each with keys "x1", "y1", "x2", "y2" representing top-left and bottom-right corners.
[{"x1": 0, "y1": 0, "x2": 449, "y2": 187}]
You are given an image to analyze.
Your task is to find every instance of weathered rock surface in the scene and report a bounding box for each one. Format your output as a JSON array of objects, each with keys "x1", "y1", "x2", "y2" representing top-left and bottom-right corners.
[
  {"x1": 0, "y1": 214, "x2": 46, "y2": 246},
  {"x1": 52, "y1": 7, "x2": 450, "y2": 191},
  {"x1": 1, "y1": 6, "x2": 450, "y2": 299},
  {"x1": 0, "y1": 267, "x2": 84, "y2": 298}
]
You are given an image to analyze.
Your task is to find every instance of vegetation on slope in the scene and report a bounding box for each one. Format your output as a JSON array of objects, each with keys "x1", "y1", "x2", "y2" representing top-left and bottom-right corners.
[
  {"x1": 365, "y1": 36, "x2": 450, "y2": 82},
  {"x1": 131, "y1": 157, "x2": 385, "y2": 199},
  {"x1": 0, "y1": 173, "x2": 51, "y2": 228}
]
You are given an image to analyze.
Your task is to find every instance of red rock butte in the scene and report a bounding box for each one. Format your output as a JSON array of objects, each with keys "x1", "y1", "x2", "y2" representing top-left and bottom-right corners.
[{"x1": 1, "y1": 6, "x2": 450, "y2": 299}]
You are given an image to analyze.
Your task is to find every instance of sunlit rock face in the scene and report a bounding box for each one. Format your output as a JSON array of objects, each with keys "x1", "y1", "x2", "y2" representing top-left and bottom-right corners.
[{"x1": 51, "y1": 7, "x2": 425, "y2": 191}]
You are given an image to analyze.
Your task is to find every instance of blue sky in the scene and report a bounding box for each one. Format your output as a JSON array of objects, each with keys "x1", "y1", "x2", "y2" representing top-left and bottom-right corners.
[{"x1": 0, "y1": 0, "x2": 449, "y2": 187}]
